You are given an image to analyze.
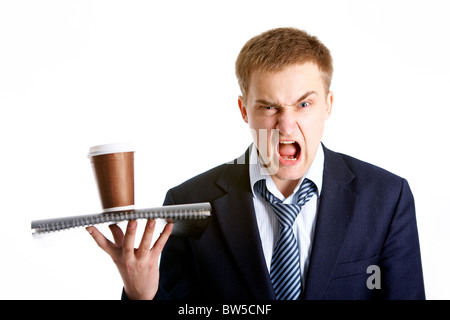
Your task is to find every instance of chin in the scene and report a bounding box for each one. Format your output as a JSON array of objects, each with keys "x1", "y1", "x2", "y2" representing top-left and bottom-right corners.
[{"x1": 273, "y1": 165, "x2": 306, "y2": 182}]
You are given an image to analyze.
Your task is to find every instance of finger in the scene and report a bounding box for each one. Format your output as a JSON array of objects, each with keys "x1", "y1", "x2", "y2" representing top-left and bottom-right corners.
[
  {"x1": 151, "y1": 222, "x2": 173, "y2": 256},
  {"x1": 122, "y1": 220, "x2": 138, "y2": 256},
  {"x1": 109, "y1": 224, "x2": 124, "y2": 245},
  {"x1": 137, "y1": 219, "x2": 156, "y2": 256},
  {"x1": 86, "y1": 226, "x2": 117, "y2": 257}
]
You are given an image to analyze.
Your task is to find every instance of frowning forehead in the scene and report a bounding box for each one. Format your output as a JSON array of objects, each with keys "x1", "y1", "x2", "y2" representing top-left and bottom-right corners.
[
  {"x1": 254, "y1": 91, "x2": 318, "y2": 106},
  {"x1": 246, "y1": 63, "x2": 327, "y2": 104}
]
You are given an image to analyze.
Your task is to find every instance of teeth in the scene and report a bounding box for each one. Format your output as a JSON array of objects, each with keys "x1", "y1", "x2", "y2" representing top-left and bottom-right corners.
[
  {"x1": 279, "y1": 141, "x2": 295, "y2": 144},
  {"x1": 280, "y1": 156, "x2": 298, "y2": 161}
]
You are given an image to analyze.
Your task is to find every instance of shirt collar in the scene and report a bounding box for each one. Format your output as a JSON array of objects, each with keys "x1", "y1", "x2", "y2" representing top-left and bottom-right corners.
[{"x1": 249, "y1": 143, "x2": 324, "y2": 201}]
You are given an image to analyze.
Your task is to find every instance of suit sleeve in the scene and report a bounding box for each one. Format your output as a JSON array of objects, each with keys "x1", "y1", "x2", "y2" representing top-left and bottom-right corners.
[{"x1": 378, "y1": 178, "x2": 425, "y2": 299}]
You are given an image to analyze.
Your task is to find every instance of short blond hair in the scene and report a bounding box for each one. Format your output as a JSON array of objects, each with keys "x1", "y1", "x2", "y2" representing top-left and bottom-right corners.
[{"x1": 235, "y1": 27, "x2": 333, "y2": 100}]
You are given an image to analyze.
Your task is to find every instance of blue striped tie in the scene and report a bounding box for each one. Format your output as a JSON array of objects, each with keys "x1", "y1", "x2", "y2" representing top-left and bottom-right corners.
[{"x1": 255, "y1": 178, "x2": 317, "y2": 300}]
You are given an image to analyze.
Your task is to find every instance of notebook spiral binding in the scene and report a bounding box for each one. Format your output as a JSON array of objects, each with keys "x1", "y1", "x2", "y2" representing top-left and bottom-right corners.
[{"x1": 31, "y1": 202, "x2": 212, "y2": 238}]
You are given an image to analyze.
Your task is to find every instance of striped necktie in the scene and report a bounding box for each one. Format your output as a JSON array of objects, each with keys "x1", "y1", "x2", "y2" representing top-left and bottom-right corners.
[{"x1": 255, "y1": 178, "x2": 317, "y2": 300}]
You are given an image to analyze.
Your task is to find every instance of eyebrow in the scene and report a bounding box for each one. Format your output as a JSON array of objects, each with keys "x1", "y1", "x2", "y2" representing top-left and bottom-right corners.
[{"x1": 255, "y1": 90, "x2": 318, "y2": 106}]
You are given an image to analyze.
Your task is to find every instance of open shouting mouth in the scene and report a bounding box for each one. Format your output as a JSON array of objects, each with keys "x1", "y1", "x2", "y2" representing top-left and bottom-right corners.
[{"x1": 277, "y1": 140, "x2": 301, "y2": 165}]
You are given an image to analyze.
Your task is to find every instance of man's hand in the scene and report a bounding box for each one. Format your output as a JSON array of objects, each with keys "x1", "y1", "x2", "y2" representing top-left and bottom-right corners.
[{"x1": 86, "y1": 219, "x2": 173, "y2": 300}]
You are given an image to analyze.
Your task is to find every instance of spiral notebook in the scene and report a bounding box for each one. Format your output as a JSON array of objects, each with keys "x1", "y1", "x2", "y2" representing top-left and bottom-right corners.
[{"x1": 31, "y1": 202, "x2": 212, "y2": 239}]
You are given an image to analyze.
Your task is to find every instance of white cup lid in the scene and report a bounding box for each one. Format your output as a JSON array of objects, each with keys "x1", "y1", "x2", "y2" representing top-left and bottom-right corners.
[{"x1": 88, "y1": 142, "x2": 135, "y2": 157}]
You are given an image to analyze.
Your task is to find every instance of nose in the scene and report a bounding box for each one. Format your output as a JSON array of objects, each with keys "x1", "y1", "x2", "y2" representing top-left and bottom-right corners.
[{"x1": 276, "y1": 109, "x2": 298, "y2": 136}]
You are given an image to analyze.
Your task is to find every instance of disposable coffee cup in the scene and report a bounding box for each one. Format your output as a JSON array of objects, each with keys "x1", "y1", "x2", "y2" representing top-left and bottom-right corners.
[{"x1": 88, "y1": 143, "x2": 135, "y2": 213}]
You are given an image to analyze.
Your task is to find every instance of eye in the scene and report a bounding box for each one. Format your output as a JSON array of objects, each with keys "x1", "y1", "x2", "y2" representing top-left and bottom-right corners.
[
  {"x1": 258, "y1": 105, "x2": 278, "y2": 115},
  {"x1": 257, "y1": 104, "x2": 277, "y2": 111},
  {"x1": 298, "y1": 101, "x2": 311, "y2": 108}
]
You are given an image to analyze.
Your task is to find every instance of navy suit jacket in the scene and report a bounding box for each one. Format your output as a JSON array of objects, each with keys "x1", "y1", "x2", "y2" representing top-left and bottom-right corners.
[{"x1": 156, "y1": 145, "x2": 425, "y2": 300}]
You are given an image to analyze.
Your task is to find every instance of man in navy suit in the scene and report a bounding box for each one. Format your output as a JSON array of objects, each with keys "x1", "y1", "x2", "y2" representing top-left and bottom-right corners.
[{"x1": 87, "y1": 28, "x2": 425, "y2": 300}]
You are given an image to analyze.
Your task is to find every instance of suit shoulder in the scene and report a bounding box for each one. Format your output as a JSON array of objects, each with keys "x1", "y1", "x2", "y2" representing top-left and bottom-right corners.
[
  {"x1": 169, "y1": 150, "x2": 249, "y2": 191},
  {"x1": 328, "y1": 149, "x2": 405, "y2": 187},
  {"x1": 165, "y1": 149, "x2": 250, "y2": 205},
  {"x1": 325, "y1": 149, "x2": 415, "y2": 219},
  {"x1": 164, "y1": 162, "x2": 230, "y2": 204},
  {"x1": 173, "y1": 163, "x2": 228, "y2": 189}
]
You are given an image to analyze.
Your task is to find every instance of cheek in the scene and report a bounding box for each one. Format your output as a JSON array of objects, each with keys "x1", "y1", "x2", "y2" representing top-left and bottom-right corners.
[
  {"x1": 247, "y1": 113, "x2": 275, "y2": 130},
  {"x1": 248, "y1": 119, "x2": 278, "y2": 157},
  {"x1": 248, "y1": 117, "x2": 278, "y2": 148},
  {"x1": 250, "y1": 126, "x2": 277, "y2": 148},
  {"x1": 297, "y1": 115, "x2": 326, "y2": 142}
]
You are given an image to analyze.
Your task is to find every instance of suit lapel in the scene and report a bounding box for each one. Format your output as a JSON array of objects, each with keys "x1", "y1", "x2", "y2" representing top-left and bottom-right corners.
[
  {"x1": 303, "y1": 146, "x2": 358, "y2": 300},
  {"x1": 213, "y1": 150, "x2": 275, "y2": 299}
]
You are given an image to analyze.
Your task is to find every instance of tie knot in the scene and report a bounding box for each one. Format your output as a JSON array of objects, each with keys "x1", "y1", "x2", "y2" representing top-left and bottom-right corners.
[{"x1": 254, "y1": 178, "x2": 317, "y2": 228}]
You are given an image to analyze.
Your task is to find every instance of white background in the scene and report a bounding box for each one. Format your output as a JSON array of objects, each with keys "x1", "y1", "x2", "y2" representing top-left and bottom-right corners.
[{"x1": 1, "y1": 0, "x2": 449, "y2": 299}]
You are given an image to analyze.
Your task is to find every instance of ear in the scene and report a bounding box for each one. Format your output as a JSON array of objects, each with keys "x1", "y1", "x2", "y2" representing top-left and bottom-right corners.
[
  {"x1": 238, "y1": 96, "x2": 248, "y2": 123},
  {"x1": 324, "y1": 91, "x2": 333, "y2": 120}
]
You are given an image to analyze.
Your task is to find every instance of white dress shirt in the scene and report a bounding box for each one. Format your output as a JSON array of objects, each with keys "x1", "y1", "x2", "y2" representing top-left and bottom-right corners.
[{"x1": 249, "y1": 143, "x2": 324, "y2": 289}]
